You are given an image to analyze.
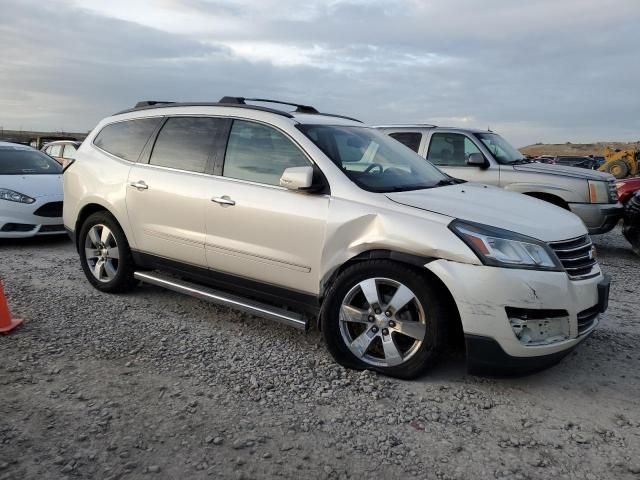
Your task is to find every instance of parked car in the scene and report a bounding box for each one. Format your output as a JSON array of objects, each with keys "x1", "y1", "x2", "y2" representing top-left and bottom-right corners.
[
  {"x1": 0, "y1": 142, "x2": 65, "y2": 238},
  {"x1": 592, "y1": 156, "x2": 606, "y2": 169},
  {"x1": 42, "y1": 140, "x2": 82, "y2": 167},
  {"x1": 376, "y1": 125, "x2": 622, "y2": 234},
  {"x1": 615, "y1": 176, "x2": 640, "y2": 205},
  {"x1": 64, "y1": 97, "x2": 609, "y2": 378},
  {"x1": 622, "y1": 191, "x2": 640, "y2": 256},
  {"x1": 552, "y1": 156, "x2": 597, "y2": 170}
]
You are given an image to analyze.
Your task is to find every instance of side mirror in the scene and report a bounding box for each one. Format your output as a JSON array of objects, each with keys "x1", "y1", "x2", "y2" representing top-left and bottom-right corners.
[
  {"x1": 467, "y1": 153, "x2": 487, "y2": 168},
  {"x1": 280, "y1": 166, "x2": 314, "y2": 190}
]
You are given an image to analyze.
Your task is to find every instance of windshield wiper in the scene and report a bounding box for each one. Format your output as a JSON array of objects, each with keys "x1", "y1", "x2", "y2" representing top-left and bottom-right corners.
[{"x1": 384, "y1": 183, "x2": 434, "y2": 192}]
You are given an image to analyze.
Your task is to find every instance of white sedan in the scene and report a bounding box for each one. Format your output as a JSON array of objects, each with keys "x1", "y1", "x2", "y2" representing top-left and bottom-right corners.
[{"x1": 0, "y1": 142, "x2": 65, "y2": 238}]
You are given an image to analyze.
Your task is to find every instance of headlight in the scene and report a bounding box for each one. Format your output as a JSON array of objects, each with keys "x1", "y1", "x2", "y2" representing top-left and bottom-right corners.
[
  {"x1": 0, "y1": 189, "x2": 35, "y2": 204},
  {"x1": 449, "y1": 220, "x2": 562, "y2": 271},
  {"x1": 588, "y1": 180, "x2": 609, "y2": 204}
]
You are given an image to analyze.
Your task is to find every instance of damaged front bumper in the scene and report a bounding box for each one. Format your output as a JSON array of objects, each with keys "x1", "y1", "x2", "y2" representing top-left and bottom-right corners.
[{"x1": 426, "y1": 259, "x2": 608, "y2": 374}]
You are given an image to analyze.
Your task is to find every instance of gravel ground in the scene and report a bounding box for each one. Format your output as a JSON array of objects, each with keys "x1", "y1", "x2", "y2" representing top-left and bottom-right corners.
[{"x1": 1, "y1": 227, "x2": 639, "y2": 480}]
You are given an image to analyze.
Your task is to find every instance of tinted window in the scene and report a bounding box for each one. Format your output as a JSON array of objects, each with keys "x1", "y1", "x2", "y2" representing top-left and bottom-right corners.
[
  {"x1": 94, "y1": 118, "x2": 162, "y2": 162},
  {"x1": 62, "y1": 144, "x2": 77, "y2": 159},
  {"x1": 223, "y1": 120, "x2": 310, "y2": 186},
  {"x1": 427, "y1": 133, "x2": 481, "y2": 166},
  {"x1": 149, "y1": 117, "x2": 225, "y2": 173},
  {"x1": 48, "y1": 144, "x2": 62, "y2": 157},
  {"x1": 299, "y1": 125, "x2": 447, "y2": 193},
  {"x1": 389, "y1": 132, "x2": 422, "y2": 153},
  {"x1": 0, "y1": 146, "x2": 63, "y2": 175}
]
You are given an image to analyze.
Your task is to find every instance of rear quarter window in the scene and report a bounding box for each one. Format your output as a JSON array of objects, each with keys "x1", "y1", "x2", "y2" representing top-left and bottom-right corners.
[
  {"x1": 93, "y1": 118, "x2": 162, "y2": 162},
  {"x1": 388, "y1": 132, "x2": 422, "y2": 153}
]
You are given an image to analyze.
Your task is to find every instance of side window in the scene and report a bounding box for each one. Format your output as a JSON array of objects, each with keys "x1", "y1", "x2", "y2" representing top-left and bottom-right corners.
[
  {"x1": 223, "y1": 120, "x2": 310, "y2": 186},
  {"x1": 427, "y1": 133, "x2": 481, "y2": 166},
  {"x1": 149, "y1": 117, "x2": 225, "y2": 173},
  {"x1": 48, "y1": 144, "x2": 62, "y2": 157},
  {"x1": 389, "y1": 132, "x2": 422, "y2": 153},
  {"x1": 94, "y1": 117, "x2": 162, "y2": 162},
  {"x1": 62, "y1": 144, "x2": 77, "y2": 159}
]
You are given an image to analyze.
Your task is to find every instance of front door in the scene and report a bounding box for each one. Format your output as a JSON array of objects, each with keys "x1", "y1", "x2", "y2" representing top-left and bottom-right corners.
[
  {"x1": 126, "y1": 116, "x2": 229, "y2": 267},
  {"x1": 425, "y1": 131, "x2": 500, "y2": 185},
  {"x1": 204, "y1": 119, "x2": 329, "y2": 295}
]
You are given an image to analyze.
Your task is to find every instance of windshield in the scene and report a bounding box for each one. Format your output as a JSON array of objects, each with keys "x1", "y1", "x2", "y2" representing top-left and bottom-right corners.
[
  {"x1": 298, "y1": 125, "x2": 448, "y2": 192},
  {"x1": 0, "y1": 146, "x2": 63, "y2": 175},
  {"x1": 474, "y1": 133, "x2": 525, "y2": 164}
]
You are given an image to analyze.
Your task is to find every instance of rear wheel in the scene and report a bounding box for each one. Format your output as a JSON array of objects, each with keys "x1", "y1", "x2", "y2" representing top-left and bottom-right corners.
[
  {"x1": 321, "y1": 261, "x2": 448, "y2": 379},
  {"x1": 79, "y1": 212, "x2": 137, "y2": 293},
  {"x1": 604, "y1": 160, "x2": 629, "y2": 179}
]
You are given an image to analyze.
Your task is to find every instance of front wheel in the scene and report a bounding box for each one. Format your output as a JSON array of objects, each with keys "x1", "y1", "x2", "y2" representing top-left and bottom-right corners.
[
  {"x1": 78, "y1": 211, "x2": 137, "y2": 293},
  {"x1": 321, "y1": 260, "x2": 448, "y2": 379}
]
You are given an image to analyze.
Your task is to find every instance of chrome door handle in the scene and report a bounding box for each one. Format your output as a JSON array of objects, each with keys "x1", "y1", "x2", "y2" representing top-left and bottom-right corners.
[
  {"x1": 211, "y1": 196, "x2": 235, "y2": 206},
  {"x1": 130, "y1": 181, "x2": 148, "y2": 190}
]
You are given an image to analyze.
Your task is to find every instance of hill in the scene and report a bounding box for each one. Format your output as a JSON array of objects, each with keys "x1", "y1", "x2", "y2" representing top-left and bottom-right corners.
[{"x1": 520, "y1": 141, "x2": 639, "y2": 157}]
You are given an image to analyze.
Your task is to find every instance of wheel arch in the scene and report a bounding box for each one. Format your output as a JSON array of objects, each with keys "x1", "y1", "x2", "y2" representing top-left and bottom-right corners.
[
  {"x1": 74, "y1": 203, "x2": 128, "y2": 251},
  {"x1": 317, "y1": 249, "x2": 464, "y2": 346},
  {"x1": 523, "y1": 191, "x2": 570, "y2": 210}
]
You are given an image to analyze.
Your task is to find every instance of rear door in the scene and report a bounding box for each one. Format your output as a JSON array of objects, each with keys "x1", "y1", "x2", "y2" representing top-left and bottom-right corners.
[
  {"x1": 203, "y1": 119, "x2": 329, "y2": 295},
  {"x1": 125, "y1": 116, "x2": 230, "y2": 267},
  {"x1": 425, "y1": 131, "x2": 500, "y2": 185}
]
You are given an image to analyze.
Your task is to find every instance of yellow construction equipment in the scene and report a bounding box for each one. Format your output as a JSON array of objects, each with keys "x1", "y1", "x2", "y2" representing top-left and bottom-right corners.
[{"x1": 599, "y1": 146, "x2": 639, "y2": 179}]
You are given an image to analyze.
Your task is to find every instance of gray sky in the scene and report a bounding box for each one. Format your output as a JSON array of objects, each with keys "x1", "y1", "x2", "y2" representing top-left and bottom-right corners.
[{"x1": 1, "y1": 0, "x2": 638, "y2": 146}]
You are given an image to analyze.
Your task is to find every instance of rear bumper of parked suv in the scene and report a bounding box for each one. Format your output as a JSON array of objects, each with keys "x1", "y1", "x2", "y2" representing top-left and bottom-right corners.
[
  {"x1": 426, "y1": 259, "x2": 608, "y2": 374},
  {"x1": 568, "y1": 202, "x2": 623, "y2": 234}
]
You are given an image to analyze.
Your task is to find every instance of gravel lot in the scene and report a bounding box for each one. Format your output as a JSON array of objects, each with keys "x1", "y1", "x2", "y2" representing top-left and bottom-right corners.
[{"x1": 1, "y1": 227, "x2": 639, "y2": 480}]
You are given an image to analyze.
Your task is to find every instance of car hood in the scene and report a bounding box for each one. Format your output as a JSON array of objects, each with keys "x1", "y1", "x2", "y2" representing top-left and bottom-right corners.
[
  {"x1": 0, "y1": 174, "x2": 63, "y2": 198},
  {"x1": 386, "y1": 183, "x2": 586, "y2": 242},
  {"x1": 512, "y1": 162, "x2": 613, "y2": 181}
]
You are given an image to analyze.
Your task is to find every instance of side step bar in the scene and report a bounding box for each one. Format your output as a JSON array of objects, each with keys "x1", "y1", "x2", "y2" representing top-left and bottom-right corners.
[{"x1": 134, "y1": 271, "x2": 308, "y2": 330}]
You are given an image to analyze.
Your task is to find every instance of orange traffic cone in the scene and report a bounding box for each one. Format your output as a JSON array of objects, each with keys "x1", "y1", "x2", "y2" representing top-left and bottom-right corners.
[{"x1": 0, "y1": 279, "x2": 23, "y2": 334}]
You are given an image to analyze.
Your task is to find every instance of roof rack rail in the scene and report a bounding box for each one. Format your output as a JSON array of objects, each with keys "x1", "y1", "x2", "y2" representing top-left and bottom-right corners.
[
  {"x1": 219, "y1": 97, "x2": 319, "y2": 114},
  {"x1": 114, "y1": 101, "x2": 295, "y2": 118},
  {"x1": 115, "y1": 97, "x2": 362, "y2": 123},
  {"x1": 134, "y1": 101, "x2": 175, "y2": 108},
  {"x1": 218, "y1": 97, "x2": 362, "y2": 122},
  {"x1": 373, "y1": 123, "x2": 437, "y2": 129}
]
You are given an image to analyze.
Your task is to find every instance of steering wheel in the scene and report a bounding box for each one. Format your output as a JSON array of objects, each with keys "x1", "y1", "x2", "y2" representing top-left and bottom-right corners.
[{"x1": 364, "y1": 163, "x2": 384, "y2": 175}]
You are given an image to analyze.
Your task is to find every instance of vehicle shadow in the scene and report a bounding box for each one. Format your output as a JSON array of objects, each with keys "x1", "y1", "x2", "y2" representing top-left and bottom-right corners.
[{"x1": 0, "y1": 235, "x2": 71, "y2": 248}]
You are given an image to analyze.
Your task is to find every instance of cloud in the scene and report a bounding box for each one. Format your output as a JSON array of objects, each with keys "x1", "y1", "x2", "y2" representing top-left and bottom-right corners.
[{"x1": 0, "y1": 0, "x2": 639, "y2": 146}]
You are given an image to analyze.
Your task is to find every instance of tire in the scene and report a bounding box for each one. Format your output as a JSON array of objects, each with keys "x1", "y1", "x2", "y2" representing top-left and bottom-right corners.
[
  {"x1": 78, "y1": 211, "x2": 137, "y2": 293},
  {"x1": 624, "y1": 228, "x2": 640, "y2": 257},
  {"x1": 321, "y1": 260, "x2": 448, "y2": 379},
  {"x1": 604, "y1": 160, "x2": 629, "y2": 179}
]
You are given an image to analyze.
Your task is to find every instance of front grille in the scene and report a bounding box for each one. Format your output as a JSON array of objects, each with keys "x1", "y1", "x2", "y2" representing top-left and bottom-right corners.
[
  {"x1": 607, "y1": 179, "x2": 618, "y2": 203},
  {"x1": 1, "y1": 223, "x2": 36, "y2": 232},
  {"x1": 33, "y1": 201, "x2": 63, "y2": 218},
  {"x1": 548, "y1": 235, "x2": 598, "y2": 280},
  {"x1": 577, "y1": 304, "x2": 599, "y2": 335},
  {"x1": 39, "y1": 224, "x2": 65, "y2": 233}
]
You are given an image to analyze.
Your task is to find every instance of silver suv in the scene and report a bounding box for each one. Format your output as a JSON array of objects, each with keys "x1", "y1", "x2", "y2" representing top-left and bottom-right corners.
[
  {"x1": 63, "y1": 98, "x2": 609, "y2": 378},
  {"x1": 376, "y1": 125, "x2": 622, "y2": 234}
]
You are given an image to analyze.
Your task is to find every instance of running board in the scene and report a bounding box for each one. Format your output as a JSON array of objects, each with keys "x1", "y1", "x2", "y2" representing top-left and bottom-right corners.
[{"x1": 134, "y1": 271, "x2": 308, "y2": 330}]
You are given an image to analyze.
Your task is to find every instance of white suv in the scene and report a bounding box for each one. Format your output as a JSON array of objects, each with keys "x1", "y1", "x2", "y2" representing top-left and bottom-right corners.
[{"x1": 63, "y1": 97, "x2": 610, "y2": 378}]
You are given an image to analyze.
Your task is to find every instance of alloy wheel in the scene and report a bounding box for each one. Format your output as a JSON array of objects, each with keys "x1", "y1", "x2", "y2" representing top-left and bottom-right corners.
[
  {"x1": 339, "y1": 277, "x2": 427, "y2": 367},
  {"x1": 84, "y1": 224, "x2": 120, "y2": 283}
]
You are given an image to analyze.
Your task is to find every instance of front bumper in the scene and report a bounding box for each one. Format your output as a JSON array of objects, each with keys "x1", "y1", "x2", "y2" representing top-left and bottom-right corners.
[
  {"x1": 426, "y1": 259, "x2": 607, "y2": 373},
  {"x1": 0, "y1": 195, "x2": 65, "y2": 238},
  {"x1": 568, "y1": 202, "x2": 623, "y2": 234}
]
